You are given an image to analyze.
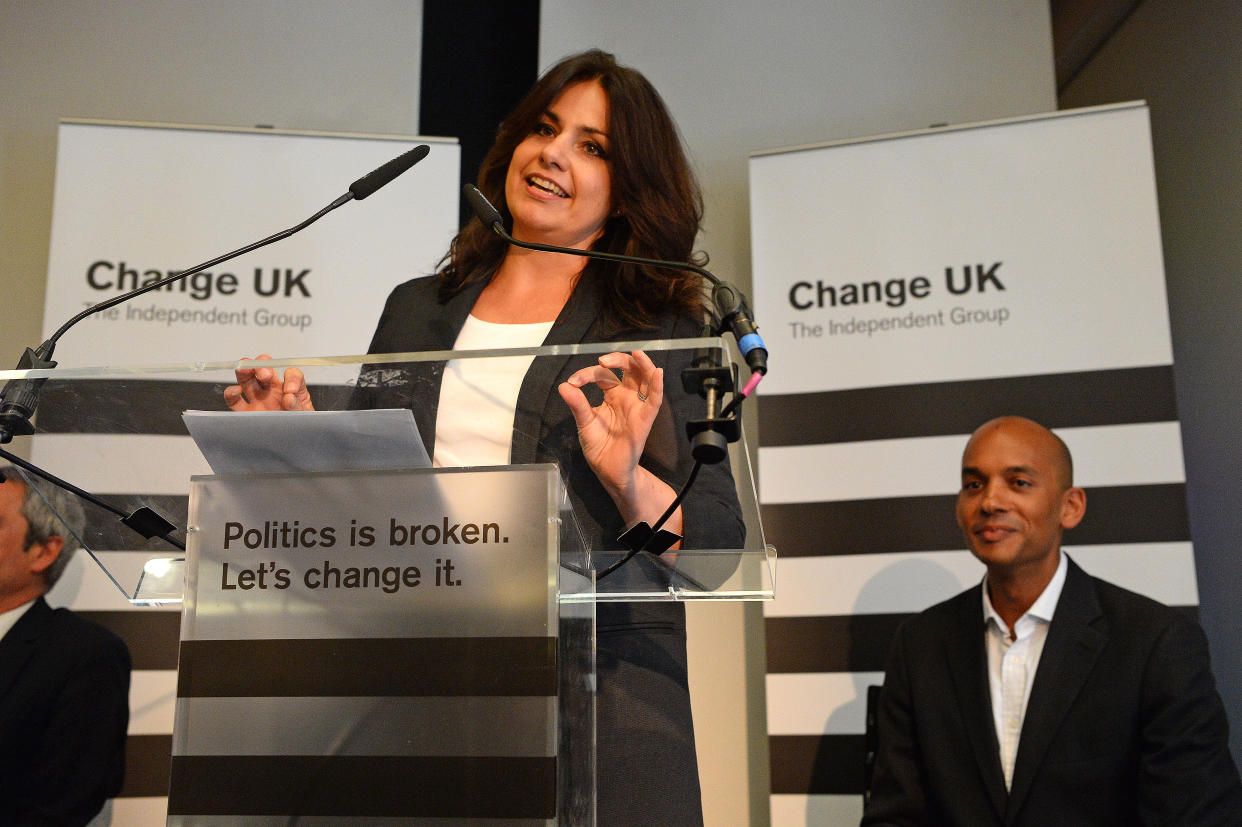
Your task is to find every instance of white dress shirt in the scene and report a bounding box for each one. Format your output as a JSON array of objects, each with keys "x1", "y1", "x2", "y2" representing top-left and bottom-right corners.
[
  {"x1": 983, "y1": 551, "x2": 1068, "y2": 789},
  {"x1": 433, "y1": 314, "x2": 554, "y2": 468},
  {"x1": 0, "y1": 596, "x2": 37, "y2": 643}
]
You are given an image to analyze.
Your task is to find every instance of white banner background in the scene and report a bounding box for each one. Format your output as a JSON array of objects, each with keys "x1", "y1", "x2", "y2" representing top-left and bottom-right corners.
[
  {"x1": 750, "y1": 102, "x2": 1194, "y2": 826},
  {"x1": 751, "y1": 103, "x2": 1171, "y2": 394},
  {"x1": 44, "y1": 121, "x2": 459, "y2": 365}
]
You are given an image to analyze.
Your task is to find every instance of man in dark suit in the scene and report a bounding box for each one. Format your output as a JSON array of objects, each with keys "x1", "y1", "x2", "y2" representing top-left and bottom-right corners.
[
  {"x1": 0, "y1": 463, "x2": 131, "y2": 826},
  {"x1": 863, "y1": 416, "x2": 1242, "y2": 825}
]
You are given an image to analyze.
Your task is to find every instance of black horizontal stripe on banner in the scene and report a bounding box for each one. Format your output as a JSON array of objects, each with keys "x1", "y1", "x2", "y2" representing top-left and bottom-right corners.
[
  {"x1": 78, "y1": 609, "x2": 181, "y2": 670},
  {"x1": 767, "y1": 605, "x2": 1199, "y2": 674},
  {"x1": 769, "y1": 733, "x2": 866, "y2": 796},
  {"x1": 759, "y1": 365, "x2": 1177, "y2": 446},
  {"x1": 762, "y1": 483, "x2": 1190, "y2": 558},
  {"x1": 168, "y1": 755, "x2": 555, "y2": 818},
  {"x1": 178, "y1": 637, "x2": 557, "y2": 697},
  {"x1": 35, "y1": 379, "x2": 356, "y2": 435},
  {"x1": 120, "y1": 734, "x2": 173, "y2": 798},
  {"x1": 79, "y1": 494, "x2": 188, "y2": 553}
]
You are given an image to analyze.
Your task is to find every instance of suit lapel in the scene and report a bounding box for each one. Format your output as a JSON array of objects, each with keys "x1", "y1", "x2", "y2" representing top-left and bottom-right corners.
[
  {"x1": 945, "y1": 585, "x2": 1009, "y2": 820},
  {"x1": 1005, "y1": 557, "x2": 1107, "y2": 819},
  {"x1": 428, "y1": 278, "x2": 485, "y2": 350},
  {"x1": 511, "y1": 275, "x2": 603, "y2": 465},
  {"x1": 404, "y1": 278, "x2": 487, "y2": 457}
]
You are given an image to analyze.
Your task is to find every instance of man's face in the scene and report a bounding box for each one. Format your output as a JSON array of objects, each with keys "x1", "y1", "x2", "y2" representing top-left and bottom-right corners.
[
  {"x1": 0, "y1": 478, "x2": 37, "y2": 602},
  {"x1": 955, "y1": 419, "x2": 1084, "y2": 580}
]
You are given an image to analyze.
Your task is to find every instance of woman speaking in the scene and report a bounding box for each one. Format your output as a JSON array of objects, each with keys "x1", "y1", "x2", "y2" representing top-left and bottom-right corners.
[{"x1": 227, "y1": 49, "x2": 745, "y2": 825}]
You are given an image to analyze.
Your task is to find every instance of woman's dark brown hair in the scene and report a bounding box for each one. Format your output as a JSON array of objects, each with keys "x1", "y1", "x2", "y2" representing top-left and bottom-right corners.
[{"x1": 438, "y1": 49, "x2": 708, "y2": 333}]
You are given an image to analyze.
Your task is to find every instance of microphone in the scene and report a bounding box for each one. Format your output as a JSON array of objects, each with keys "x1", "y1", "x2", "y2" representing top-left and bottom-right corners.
[
  {"x1": 462, "y1": 184, "x2": 768, "y2": 375},
  {"x1": 350, "y1": 144, "x2": 431, "y2": 200},
  {"x1": 711, "y1": 282, "x2": 765, "y2": 370},
  {"x1": 464, "y1": 183, "x2": 504, "y2": 229}
]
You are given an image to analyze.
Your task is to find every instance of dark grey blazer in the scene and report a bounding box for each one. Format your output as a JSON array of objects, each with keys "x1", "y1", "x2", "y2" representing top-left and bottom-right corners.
[
  {"x1": 863, "y1": 556, "x2": 1242, "y2": 826},
  {"x1": 0, "y1": 596, "x2": 131, "y2": 826},
  {"x1": 355, "y1": 272, "x2": 747, "y2": 826}
]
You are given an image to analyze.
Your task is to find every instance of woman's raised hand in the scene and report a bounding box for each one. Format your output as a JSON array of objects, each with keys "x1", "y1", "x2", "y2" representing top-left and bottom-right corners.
[
  {"x1": 223, "y1": 354, "x2": 315, "y2": 412},
  {"x1": 558, "y1": 350, "x2": 678, "y2": 529}
]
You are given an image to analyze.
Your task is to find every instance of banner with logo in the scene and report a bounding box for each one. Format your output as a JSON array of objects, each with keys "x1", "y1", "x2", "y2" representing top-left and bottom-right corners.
[
  {"x1": 35, "y1": 121, "x2": 459, "y2": 823},
  {"x1": 749, "y1": 102, "x2": 1195, "y2": 825},
  {"x1": 43, "y1": 121, "x2": 459, "y2": 364}
]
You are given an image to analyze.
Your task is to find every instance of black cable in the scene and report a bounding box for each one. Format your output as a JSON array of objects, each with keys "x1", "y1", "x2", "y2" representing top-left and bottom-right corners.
[
  {"x1": 597, "y1": 460, "x2": 702, "y2": 581},
  {"x1": 719, "y1": 394, "x2": 743, "y2": 419}
]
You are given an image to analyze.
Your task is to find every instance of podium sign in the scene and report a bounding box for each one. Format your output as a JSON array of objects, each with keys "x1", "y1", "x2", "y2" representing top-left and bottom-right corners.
[{"x1": 170, "y1": 466, "x2": 572, "y2": 823}]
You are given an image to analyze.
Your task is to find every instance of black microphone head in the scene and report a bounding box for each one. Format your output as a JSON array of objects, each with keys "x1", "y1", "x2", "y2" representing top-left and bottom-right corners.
[
  {"x1": 349, "y1": 144, "x2": 430, "y2": 201},
  {"x1": 463, "y1": 184, "x2": 504, "y2": 230}
]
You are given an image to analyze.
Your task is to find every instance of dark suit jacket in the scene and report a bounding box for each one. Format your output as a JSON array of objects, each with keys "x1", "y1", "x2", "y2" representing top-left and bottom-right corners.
[
  {"x1": 354, "y1": 272, "x2": 746, "y2": 825},
  {"x1": 863, "y1": 556, "x2": 1242, "y2": 826},
  {"x1": 0, "y1": 596, "x2": 132, "y2": 826}
]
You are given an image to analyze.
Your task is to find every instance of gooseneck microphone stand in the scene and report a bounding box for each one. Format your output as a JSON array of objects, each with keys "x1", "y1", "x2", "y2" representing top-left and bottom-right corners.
[{"x1": 0, "y1": 145, "x2": 433, "y2": 553}]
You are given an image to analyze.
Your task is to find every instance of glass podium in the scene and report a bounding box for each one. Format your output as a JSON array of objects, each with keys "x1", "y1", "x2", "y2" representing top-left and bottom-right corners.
[
  {"x1": 1, "y1": 337, "x2": 774, "y2": 606},
  {"x1": 0, "y1": 338, "x2": 775, "y2": 823}
]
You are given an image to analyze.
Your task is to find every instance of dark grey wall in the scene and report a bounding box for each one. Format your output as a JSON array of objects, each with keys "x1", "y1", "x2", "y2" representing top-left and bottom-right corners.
[{"x1": 1061, "y1": 0, "x2": 1242, "y2": 763}]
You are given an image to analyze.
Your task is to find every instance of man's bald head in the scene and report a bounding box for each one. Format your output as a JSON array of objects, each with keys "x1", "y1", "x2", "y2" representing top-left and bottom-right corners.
[{"x1": 964, "y1": 416, "x2": 1074, "y2": 491}]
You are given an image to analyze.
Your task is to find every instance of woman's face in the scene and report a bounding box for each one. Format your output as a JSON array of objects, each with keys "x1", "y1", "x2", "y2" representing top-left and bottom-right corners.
[{"x1": 505, "y1": 79, "x2": 613, "y2": 250}]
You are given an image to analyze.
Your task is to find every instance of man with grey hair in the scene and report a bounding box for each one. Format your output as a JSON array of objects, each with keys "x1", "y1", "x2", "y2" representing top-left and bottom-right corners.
[{"x1": 0, "y1": 462, "x2": 131, "y2": 825}]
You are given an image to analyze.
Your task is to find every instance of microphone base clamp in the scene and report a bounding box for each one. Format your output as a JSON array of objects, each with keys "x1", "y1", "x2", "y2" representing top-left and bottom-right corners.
[
  {"x1": 0, "y1": 347, "x2": 57, "y2": 444},
  {"x1": 685, "y1": 415, "x2": 740, "y2": 464},
  {"x1": 680, "y1": 364, "x2": 734, "y2": 397}
]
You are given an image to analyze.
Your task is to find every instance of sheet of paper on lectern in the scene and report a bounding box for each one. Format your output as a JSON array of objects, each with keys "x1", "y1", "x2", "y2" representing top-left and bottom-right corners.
[{"x1": 183, "y1": 408, "x2": 431, "y2": 474}]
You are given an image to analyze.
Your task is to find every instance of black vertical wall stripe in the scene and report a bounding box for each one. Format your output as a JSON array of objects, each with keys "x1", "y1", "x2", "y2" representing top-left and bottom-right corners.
[{"x1": 420, "y1": 0, "x2": 541, "y2": 228}]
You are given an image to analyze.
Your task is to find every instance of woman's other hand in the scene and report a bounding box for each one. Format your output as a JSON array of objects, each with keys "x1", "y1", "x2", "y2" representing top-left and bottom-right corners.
[{"x1": 223, "y1": 354, "x2": 315, "y2": 411}]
